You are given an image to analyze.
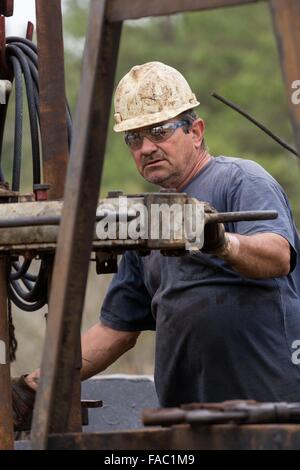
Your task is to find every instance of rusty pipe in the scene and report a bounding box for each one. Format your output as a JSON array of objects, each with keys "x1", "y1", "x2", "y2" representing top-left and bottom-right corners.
[{"x1": 0, "y1": 256, "x2": 13, "y2": 449}]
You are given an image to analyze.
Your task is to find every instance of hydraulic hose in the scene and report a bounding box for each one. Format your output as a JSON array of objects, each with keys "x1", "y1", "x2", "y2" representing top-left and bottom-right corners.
[{"x1": 0, "y1": 36, "x2": 72, "y2": 313}]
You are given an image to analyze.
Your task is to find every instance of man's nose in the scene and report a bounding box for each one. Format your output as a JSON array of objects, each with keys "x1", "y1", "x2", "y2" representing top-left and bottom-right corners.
[{"x1": 139, "y1": 136, "x2": 158, "y2": 154}]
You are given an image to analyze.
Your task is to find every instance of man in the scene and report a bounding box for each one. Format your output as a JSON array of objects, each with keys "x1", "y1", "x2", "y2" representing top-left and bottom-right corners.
[{"x1": 13, "y1": 61, "x2": 300, "y2": 429}]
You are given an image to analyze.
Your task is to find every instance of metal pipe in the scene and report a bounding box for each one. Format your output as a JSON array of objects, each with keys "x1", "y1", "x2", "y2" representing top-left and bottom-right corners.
[
  {"x1": 211, "y1": 92, "x2": 299, "y2": 158},
  {"x1": 205, "y1": 210, "x2": 278, "y2": 224},
  {"x1": 0, "y1": 211, "x2": 137, "y2": 228}
]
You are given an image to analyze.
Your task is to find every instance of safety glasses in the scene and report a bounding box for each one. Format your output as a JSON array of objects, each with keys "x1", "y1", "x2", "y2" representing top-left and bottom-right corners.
[{"x1": 124, "y1": 120, "x2": 190, "y2": 151}]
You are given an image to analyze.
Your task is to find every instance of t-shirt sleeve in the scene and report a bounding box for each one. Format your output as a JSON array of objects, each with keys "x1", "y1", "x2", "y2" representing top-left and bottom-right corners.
[
  {"x1": 100, "y1": 251, "x2": 156, "y2": 331},
  {"x1": 226, "y1": 164, "x2": 298, "y2": 272}
]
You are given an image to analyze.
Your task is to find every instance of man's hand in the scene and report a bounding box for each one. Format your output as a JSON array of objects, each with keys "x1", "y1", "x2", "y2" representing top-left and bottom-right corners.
[
  {"x1": 201, "y1": 203, "x2": 291, "y2": 278},
  {"x1": 12, "y1": 375, "x2": 36, "y2": 431},
  {"x1": 201, "y1": 202, "x2": 228, "y2": 254}
]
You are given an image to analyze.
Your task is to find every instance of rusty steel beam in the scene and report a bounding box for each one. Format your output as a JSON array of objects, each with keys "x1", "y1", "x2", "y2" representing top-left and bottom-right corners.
[
  {"x1": 107, "y1": 0, "x2": 263, "y2": 22},
  {"x1": 47, "y1": 424, "x2": 300, "y2": 450},
  {"x1": 0, "y1": 257, "x2": 14, "y2": 450},
  {"x1": 269, "y1": 0, "x2": 300, "y2": 156},
  {"x1": 36, "y1": 0, "x2": 69, "y2": 200},
  {"x1": 65, "y1": 369, "x2": 82, "y2": 433},
  {"x1": 36, "y1": 0, "x2": 81, "y2": 434},
  {"x1": 30, "y1": 0, "x2": 122, "y2": 449},
  {"x1": 64, "y1": 344, "x2": 82, "y2": 433}
]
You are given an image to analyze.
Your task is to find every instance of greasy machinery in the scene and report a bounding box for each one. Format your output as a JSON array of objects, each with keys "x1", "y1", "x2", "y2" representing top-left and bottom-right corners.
[{"x1": 0, "y1": 0, "x2": 299, "y2": 451}]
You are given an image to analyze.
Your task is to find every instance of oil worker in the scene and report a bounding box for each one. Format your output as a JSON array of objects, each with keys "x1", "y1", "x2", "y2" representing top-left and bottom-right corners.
[{"x1": 12, "y1": 62, "x2": 300, "y2": 430}]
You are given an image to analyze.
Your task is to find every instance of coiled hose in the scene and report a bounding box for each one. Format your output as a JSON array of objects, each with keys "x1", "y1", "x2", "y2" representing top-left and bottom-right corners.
[{"x1": 0, "y1": 36, "x2": 72, "y2": 315}]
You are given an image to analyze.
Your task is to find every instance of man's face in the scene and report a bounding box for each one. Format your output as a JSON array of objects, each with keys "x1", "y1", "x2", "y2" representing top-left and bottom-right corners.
[{"x1": 127, "y1": 118, "x2": 205, "y2": 189}]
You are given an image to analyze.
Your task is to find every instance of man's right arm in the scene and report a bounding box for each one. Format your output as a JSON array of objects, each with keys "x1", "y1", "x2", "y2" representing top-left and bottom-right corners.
[
  {"x1": 13, "y1": 322, "x2": 139, "y2": 431},
  {"x1": 24, "y1": 321, "x2": 140, "y2": 390},
  {"x1": 80, "y1": 322, "x2": 140, "y2": 381}
]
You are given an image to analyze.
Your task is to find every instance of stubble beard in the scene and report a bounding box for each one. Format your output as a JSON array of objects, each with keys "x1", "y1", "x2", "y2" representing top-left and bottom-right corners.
[{"x1": 140, "y1": 149, "x2": 180, "y2": 187}]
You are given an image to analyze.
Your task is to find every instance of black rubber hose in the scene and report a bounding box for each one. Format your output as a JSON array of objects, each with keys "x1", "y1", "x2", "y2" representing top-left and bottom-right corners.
[
  {"x1": 10, "y1": 258, "x2": 32, "y2": 281},
  {"x1": 12, "y1": 261, "x2": 37, "y2": 282},
  {"x1": 0, "y1": 89, "x2": 10, "y2": 181},
  {"x1": 1, "y1": 37, "x2": 72, "y2": 312},
  {"x1": 11, "y1": 42, "x2": 38, "y2": 68},
  {"x1": 13, "y1": 45, "x2": 40, "y2": 113},
  {"x1": 12, "y1": 279, "x2": 43, "y2": 302},
  {"x1": 11, "y1": 258, "x2": 49, "y2": 302},
  {"x1": 10, "y1": 56, "x2": 23, "y2": 192},
  {"x1": 8, "y1": 43, "x2": 39, "y2": 90},
  {"x1": 7, "y1": 45, "x2": 41, "y2": 184},
  {"x1": 9, "y1": 40, "x2": 72, "y2": 149},
  {"x1": 19, "y1": 274, "x2": 35, "y2": 289},
  {"x1": 0, "y1": 106, "x2": 8, "y2": 181},
  {"x1": 7, "y1": 36, "x2": 38, "y2": 53},
  {"x1": 9, "y1": 286, "x2": 47, "y2": 312},
  {"x1": 24, "y1": 58, "x2": 40, "y2": 127},
  {"x1": 22, "y1": 258, "x2": 48, "y2": 293},
  {"x1": 6, "y1": 42, "x2": 43, "y2": 309},
  {"x1": 27, "y1": 58, "x2": 39, "y2": 88}
]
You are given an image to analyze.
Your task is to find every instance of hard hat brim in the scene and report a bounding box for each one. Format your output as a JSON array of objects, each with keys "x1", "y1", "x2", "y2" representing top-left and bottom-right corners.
[{"x1": 113, "y1": 100, "x2": 200, "y2": 133}]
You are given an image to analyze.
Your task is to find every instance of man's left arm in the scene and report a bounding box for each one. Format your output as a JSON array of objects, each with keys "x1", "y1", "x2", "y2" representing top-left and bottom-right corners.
[
  {"x1": 216, "y1": 231, "x2": 291, "y2": 279},
  {"x1": 202, "y1": 163, "x2": 298, "y2": 279}
]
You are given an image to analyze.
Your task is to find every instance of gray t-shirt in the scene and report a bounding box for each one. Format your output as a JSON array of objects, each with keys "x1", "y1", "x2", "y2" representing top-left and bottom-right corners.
[{"x1": 101, "y1": 156, "x2": 300, "y2": 406}]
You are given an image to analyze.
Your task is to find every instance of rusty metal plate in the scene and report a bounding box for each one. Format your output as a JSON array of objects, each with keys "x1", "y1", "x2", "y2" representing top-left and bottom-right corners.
[
  {"x1": 107, "y1": 0, "x2": 260, "y2": 22},
  {"x1": 46, "y1": 424, "x2": 300, "y2": 450},
  {"x1": 36, "y1": 0, "x2": 69, "y2": 199}
]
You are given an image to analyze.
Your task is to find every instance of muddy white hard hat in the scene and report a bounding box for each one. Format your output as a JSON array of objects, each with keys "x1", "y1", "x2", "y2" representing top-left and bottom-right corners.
[{"x1": 113, "y1": 61, "x2": 200, "y2": 132}]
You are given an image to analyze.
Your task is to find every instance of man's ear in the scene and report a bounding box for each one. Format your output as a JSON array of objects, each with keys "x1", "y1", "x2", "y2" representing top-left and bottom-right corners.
[{"x1": 191, "y1": 119, "x2": 205, "y2": 149}]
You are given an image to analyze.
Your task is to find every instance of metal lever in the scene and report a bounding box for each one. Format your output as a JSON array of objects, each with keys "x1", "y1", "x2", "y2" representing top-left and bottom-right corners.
[{"x1": 205, "y1": 210, "x2": 278, "y2": 225}]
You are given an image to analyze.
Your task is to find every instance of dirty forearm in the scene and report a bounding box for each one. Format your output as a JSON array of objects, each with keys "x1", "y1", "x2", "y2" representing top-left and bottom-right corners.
[
  {"x1": 24, "y1": 323, "x2": 140, "y2": 391},
  {"x1": 216, "y1": 232, "x2": 291, "y2": 279},
  {"x1": 80, "y1": 322, "x2": 140, "y2": 381}
]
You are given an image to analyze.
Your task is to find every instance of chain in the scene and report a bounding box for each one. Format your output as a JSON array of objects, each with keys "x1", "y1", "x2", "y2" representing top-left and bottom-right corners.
[{"x1": 8, "y1": 296, "x2": 18, "y2": 361}]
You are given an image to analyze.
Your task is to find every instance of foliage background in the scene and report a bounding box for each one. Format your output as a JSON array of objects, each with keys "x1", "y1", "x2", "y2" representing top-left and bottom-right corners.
[{"x1": 7, "y1": 0, "x2": 300, "y2": 376}]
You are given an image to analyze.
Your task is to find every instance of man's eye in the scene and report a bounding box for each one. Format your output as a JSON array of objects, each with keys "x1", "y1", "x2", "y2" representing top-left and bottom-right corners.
[{"x1": 130, "y1": 133, "x2": 140, "y2": 141}]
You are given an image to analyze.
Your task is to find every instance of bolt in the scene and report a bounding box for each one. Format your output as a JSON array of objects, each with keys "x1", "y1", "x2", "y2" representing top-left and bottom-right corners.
[
  {"x1": 33, "y1": 184, "x2": 50, "y2": 201},
  {"x1": 107, "y1": 190, "x2": 124, "y2": 198},
  {"x1": 159, "y1": 188, "x2": 177, "y2": 193}
]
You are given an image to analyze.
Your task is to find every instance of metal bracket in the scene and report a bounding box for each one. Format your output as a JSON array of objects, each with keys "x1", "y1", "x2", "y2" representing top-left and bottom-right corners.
[
  {"x1": 81, "y1": 399, "x2": 103, "y2": 426},
  {"x1": 95, "y1": 251, "x2": 118, "y2": 274}
]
